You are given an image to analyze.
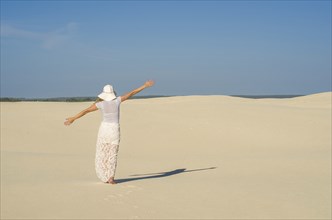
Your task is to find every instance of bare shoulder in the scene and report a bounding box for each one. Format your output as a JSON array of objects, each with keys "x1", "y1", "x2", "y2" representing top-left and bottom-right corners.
[{"x1": 120, "y1": 96, "x2": 127, "y2": 103}]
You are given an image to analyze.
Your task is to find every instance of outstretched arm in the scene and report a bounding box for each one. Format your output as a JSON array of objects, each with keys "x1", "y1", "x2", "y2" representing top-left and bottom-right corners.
[
  {"x1": 64, "y1": 103, "x2": 98, "y2": 126},
  {"x1": 121, "y1": 80, "x2": 155, "y2": 102}
]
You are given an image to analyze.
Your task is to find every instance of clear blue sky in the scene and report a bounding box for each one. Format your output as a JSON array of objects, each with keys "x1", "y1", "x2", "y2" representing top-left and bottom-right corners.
[{"x1": 1, "y1": 0, "x2": 331, "y2": 98}]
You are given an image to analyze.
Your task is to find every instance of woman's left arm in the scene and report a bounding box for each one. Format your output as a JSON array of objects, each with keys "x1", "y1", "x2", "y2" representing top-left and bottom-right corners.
[{"x1": 64, "y1": 103, "x2": 98, "y2": 126}]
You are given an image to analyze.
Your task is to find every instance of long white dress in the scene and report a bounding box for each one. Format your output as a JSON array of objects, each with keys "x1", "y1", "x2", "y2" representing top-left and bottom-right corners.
[{"x1": 95, "y1": 97, "x2": 121, "y2": 182}]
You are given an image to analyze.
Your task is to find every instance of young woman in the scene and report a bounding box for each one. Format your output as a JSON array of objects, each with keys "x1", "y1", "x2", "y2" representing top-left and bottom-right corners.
[{"x1": 64, "y1": 80, "x2": 155, "y2": 184}]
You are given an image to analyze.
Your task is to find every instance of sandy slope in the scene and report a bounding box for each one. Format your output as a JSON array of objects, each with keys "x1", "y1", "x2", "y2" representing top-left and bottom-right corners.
[{"x1": 1, "y1": 92, "x2": 331, "y2": 219}]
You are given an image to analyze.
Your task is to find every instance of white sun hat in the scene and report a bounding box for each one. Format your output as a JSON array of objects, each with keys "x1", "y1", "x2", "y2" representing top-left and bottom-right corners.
[{"x1": 98, "y1": 85, "x2": 116, "y2": 101}]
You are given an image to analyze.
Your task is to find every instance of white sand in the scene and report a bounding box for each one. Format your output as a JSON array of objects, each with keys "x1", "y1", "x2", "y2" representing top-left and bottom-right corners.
[{"x1": 1, "y1": 92, "x2": 331, "y2": 219}]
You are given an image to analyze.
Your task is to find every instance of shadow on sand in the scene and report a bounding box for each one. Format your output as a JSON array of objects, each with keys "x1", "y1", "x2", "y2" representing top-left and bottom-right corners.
[{"x1": 116, "y1": 167, "x2": 217, "y2": 184}]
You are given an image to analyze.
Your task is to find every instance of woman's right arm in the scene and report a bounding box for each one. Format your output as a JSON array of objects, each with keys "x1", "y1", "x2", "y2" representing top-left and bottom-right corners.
[
  {"x1": 121, "y1": 80, "x2": 155, "y2": 102},
  {"x1": 64, "y1": 103, "x2": 98, "y2": 126}
]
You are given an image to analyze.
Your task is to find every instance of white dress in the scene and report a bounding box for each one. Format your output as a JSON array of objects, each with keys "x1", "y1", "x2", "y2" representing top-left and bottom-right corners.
[{"x1": 95, "y1": 97, "x2": 121, "y2": 182}]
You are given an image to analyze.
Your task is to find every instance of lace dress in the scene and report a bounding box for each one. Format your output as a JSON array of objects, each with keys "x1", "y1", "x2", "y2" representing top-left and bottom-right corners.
[
  {"x1": 95, "y1": 122, "x2": 120, "y2": 182},
  {"x1": 95, "y1": 97, "x2": 121, "y2": 182}
]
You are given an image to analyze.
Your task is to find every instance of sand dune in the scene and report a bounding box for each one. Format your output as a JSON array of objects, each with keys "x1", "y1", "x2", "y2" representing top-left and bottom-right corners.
[{"x1": 1, "y1": 92, "x2": 331, "y2": 219}]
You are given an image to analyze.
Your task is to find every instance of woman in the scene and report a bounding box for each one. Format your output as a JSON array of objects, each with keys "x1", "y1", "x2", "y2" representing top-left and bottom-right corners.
[{"x1": 64, "y1": 80, "x2": 155, "y2": 184}]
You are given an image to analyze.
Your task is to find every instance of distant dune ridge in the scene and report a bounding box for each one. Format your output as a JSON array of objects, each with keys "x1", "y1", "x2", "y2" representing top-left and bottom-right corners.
[{"x1": 1, "y1": 92, "x2": 331, "y2": 219}]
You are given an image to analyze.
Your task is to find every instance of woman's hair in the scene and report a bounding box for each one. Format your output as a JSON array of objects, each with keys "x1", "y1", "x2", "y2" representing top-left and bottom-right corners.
[{"x1": 95, "y1": 97, "x2": 104, "y2": 103}]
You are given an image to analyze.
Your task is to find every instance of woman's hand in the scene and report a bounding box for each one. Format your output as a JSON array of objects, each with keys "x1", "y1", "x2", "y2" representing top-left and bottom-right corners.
[
  {"x1": 144, "y1": 80, "x2": 155, "y2": 88},
  {"x1": 64, "y1": 117, "x2": 75, "y2": 126}
]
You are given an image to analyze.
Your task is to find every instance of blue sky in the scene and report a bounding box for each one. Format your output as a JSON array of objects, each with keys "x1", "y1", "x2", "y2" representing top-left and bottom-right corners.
[{"x1": 1, "y1": 0, "x2": 331, "y2": 98}]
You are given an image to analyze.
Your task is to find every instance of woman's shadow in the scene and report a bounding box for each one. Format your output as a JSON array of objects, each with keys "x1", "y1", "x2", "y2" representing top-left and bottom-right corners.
[{"x1": 116, "y1": 167, "x2": 217, "y2": 184}]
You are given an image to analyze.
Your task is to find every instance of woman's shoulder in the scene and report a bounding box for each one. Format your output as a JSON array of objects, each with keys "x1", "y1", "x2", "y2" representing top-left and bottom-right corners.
[
  {"x1": 95, "y1": 100, "x2": 104, "y2": 108},
  {"x1": 116, "y1": 96, "x2": 122, "y2": 103}
]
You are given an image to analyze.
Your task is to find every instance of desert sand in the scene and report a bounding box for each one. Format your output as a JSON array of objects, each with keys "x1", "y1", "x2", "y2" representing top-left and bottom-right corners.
[{"x1": 1, "y1": 92, "x2": 331, "y2": 219}]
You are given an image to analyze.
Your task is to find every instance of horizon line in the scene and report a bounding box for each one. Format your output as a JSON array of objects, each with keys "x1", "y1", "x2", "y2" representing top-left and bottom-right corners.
[
  {"x1": 2, "y1": 91, "x2": 332, "y2": 100},
  {"x1": 1, "y1": 94, "x2": 326, "y2": 102}
]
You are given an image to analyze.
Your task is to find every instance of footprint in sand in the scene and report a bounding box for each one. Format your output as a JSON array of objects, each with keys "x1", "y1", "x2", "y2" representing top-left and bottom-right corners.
[{"x1": 104, "y1": 185, "x2": 143, "y2": 201}]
